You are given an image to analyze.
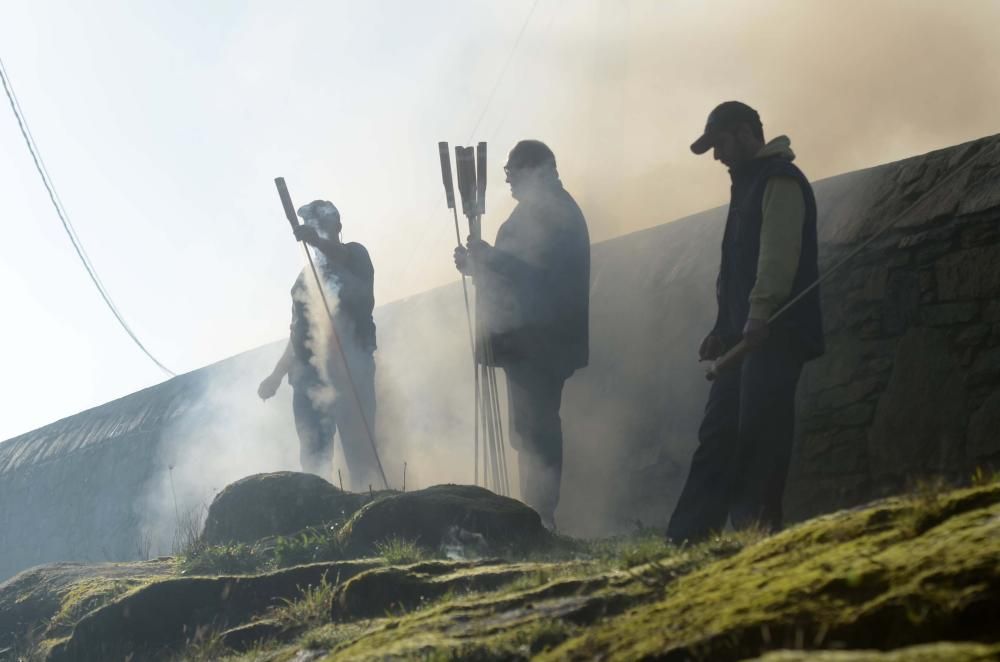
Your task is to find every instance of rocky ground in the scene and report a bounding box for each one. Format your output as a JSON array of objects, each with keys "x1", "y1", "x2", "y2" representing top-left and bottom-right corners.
[{"x1": 1, "y1": 472, "x2": 999, "y2": 661}]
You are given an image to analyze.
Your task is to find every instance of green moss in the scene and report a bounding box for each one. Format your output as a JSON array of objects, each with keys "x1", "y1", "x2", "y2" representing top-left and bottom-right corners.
[
  {"x1": 18, "y1": 483, "x2": 1000, "y2": 662},
  {"x1": 373, "y1": 536, "x2": 432, "y2": 566},
  {"x1": 542, "y1": 483, "x2": 1000, "y2": 661},
  {"x1": 751, "y1": 641, "x2": 1000, "y2": 661},
  {"x1": 177, "y1": 541, "x2": 266, "y2": 575}
]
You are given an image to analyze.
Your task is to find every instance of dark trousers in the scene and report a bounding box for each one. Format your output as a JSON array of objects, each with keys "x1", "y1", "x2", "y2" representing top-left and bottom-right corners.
[
  {"x1": 505, "y1": 361, "x2": 569, "y2": 524},
  {"x1": 291, "y1": 352, "x2": 378, "y2": 491},
  {"x1": 666, "y1": 339, "x2": 804, "y2": 542}
]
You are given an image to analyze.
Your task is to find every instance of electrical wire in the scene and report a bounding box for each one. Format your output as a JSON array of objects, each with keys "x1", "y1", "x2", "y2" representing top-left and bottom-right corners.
[
  {"x1": 0, "y1": 56, "x2": 175, "y2": 377},
  {"x1": 466, "y1": 0, "x2": 543, "y2": 140}
]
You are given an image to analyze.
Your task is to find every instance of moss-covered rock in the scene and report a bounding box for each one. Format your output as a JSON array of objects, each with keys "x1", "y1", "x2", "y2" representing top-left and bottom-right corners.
[
  {"x1": 201, "y1": 471, "x2": 374, "y2": 545},
  {"x1": 12, "y1": 482, "x2": 1000, "y2": 661},
  {"x1": 330, "y1": 560, "x2": 567, "y2": 621},
  {"x1": 45, "y1": 560, "x2": 381, "y2": 662},
  {"x1": 542, "y1": 483, "x2": 1000, "y2": 661},
  {"x1": 0, "y1": 559, "x2": 172, "y2": 651},
  {"x1": 751, "y1": 642, "x2": 1000, "y2": 661},
  {"x1": 337, "y1": 484, "x2": 551, "y2": 556}
]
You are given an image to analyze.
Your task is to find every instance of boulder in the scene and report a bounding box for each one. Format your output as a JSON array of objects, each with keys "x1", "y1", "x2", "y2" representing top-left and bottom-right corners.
[
  {"x1": 338, "y1": 484, "x2": 551, "y2": 556},
  {"x1": 201, "y1": 472, "x2": 369, "y2": 545}
]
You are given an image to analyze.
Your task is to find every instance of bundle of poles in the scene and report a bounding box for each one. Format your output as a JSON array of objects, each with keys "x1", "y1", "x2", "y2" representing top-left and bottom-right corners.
[{"x1": 437, "y1": 141, "x2": 511, "y2": 497}]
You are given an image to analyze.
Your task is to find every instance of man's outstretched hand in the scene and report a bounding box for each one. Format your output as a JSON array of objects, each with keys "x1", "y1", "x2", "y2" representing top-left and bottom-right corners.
[{"x1": 258, "y1": 374, "x2": 281, "y2": 400}]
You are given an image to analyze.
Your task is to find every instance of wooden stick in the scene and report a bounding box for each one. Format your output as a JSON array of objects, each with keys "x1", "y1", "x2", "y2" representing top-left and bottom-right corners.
[{"x1": 706, "y1": 340, "x2": 751, "y2": 381}]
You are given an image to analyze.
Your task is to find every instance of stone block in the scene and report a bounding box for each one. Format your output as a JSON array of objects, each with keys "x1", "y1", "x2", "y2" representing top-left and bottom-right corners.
[
  {"x1": 967, "y1": 390, "x2": 1000, "y2": 461},
  {"x1": 815, "y1": 378, "x2": 882, "y2": 411},
  {"x1": 920, "y1": 302, "x2": 979, "y2": 327},
  {"x1": 860, "y1": 266, "x2": 888, "y2": 302},
  {"x1": 868, "y1": 328, "x2": 967, "y2": 480},
  {"x1": 955, "y1": 324, "x2": 990, "y2": 348},
  {"x1": 898, "y1": 226, "x2": 955, "y2": 250},
  {"x1": 969, "y1": 346, "x2": 1000, "y2": 385},
  {"x1": 957, "y1": 160, "x2": 1000, "y2": 216},
  {"x1": 960, "y1": 217, "x2": 1000, "y2": 248},
  {"x1": 882, "y1": 270, "x2": 921, "y2": 336},
  {"x1": 837, "y1": 402, "x2": 876, "y2": 427},
  {"x1": 983, "y1": 301, "x2": 1000, "y2": 323},
  {"x1": 798, "y1": 429, "x2": 869, "y2": 474},
  {"x1": 935, "y1": 245, "x2": 1000, "y2": 301}
]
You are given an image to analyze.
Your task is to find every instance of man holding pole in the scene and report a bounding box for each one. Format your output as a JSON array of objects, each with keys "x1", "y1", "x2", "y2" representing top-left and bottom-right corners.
[
  {"x1": 454, "y1": 140, "x2": 590, "y2": 531},
  {"x1": 258, "y1": 199, "x2": 380, "y2": 491},
  {"x1": 666, "y1": 102, "x2": 824, "y2": 542}
]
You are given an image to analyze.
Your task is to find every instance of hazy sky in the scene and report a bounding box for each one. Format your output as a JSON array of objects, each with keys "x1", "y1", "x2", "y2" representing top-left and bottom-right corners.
[{"x1": 1, "y1": 0, "x2": 998, "y2": 441}]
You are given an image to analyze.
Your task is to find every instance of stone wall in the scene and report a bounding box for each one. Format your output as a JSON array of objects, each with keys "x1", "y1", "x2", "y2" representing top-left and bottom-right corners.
[
  {"x1": 2, "y1": 135, "x2": 998, "y2": 580},
  {"x1": 786, "y1": 137, "x2": 1000, "y2": 519}
]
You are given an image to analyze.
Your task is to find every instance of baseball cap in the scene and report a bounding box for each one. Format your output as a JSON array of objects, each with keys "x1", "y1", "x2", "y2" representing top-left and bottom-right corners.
[
  {"x1": 297, "y1": 200, "x2": 340, "y2": 222},
  {"x1": 690, "y1": 101, "x2": 761, "y2": 154}
]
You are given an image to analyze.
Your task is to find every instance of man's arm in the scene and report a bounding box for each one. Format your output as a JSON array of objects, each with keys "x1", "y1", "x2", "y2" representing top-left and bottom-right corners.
[
  {"x1": 337, "y1": 245, "x2": 375, "y2": 313},
  {"x1": 748, "y1": 176, "x2": 805, "y2": 321},
  {"x1": 294, "y1": 226, "x2": 351, "y2": 263},
  {"x1": 259, "y1": 339, "x2": 294, "y2": 400},
  {"x1": 471, "y1": 241, "x2": 543, "y2": 282}
]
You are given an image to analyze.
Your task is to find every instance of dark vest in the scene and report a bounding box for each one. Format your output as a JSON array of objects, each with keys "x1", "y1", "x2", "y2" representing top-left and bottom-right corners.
[{"x1": 716, "y1": 157, "x2": 824, "y2": 360}]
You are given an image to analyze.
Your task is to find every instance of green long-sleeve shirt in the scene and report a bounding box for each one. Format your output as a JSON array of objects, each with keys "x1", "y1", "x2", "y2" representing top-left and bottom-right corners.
[{"x1": 747, "y1": 136, "x2": 806, "y2": 320}]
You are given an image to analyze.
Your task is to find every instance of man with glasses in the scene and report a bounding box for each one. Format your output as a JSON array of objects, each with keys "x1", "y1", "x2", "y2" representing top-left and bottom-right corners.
[
  {"x1": 454, "y1": 140, "x2": 591, "y2": 531},
  {"x1": 667, "y1": 102, "x2": 824, "y2": 542}
]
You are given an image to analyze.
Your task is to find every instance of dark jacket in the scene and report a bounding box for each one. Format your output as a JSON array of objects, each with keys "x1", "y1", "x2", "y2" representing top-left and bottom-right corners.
[
  {"x1": 715, "y1": 154, "x2": 824, "y2": 359},
  {"x1": 478, "y1": 178, "x2": 590, "y2": 376},
  {"x1": 290, "y1": 242, "x2": 376, "y2": 384}
]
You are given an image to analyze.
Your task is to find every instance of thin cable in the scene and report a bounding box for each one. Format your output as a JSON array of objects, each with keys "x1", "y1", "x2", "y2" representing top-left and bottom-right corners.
[
  {"x1": 0, "y1": 57, "x2": 175, "y2": 377},
  {"x1": 392, "y1": 0, "x2": 543, "y2": 288},
  {"x1": 466, "y1": 0, "x2": 542, "y2": 141}
]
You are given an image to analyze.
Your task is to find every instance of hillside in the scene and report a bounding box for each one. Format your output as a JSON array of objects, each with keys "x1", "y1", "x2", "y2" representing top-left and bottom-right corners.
[{"x1": 2, "y1": 473, "x2": 998, "y2": 661}]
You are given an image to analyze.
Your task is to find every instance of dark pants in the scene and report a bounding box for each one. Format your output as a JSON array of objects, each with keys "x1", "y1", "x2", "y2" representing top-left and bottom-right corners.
[
  {"x1": 505, "y1": 361, "x2": 570, "y2": 525},
  {"x1": 666, "y1": 339, "x2": 804, "y2": 542},
  {"x1": 291, "y1": 352, "x2": 379, "y2": 491}
]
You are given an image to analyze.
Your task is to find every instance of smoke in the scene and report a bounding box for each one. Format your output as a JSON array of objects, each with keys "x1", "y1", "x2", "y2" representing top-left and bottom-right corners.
[
  {"x1": 294, "y1": 257, "x2": 339, "y2": 411},
  {"x1": 140, "y1": 346, "x2": 300, "y2": 555},
  {"x1": 135, "y1": 1, "x2": 1000, "y2": 546},
  {"x1": 464, "y1": 0, "x2": 1000, "y2": 244}
]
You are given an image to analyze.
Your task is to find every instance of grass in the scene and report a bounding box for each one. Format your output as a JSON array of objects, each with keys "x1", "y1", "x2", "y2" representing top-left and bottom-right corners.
[
  {"x1": 176, "y1": 541, "x2": 264, "y2": 576},
  {"x1": 19, "y1": 477, "x2": 1000, "y2": 662},
  {"x1": 373, "y1": 536, "x2": 431, "y2": 565},
  {"x1": 269, "y1": 574, "x2": 338, "y2": 629}
]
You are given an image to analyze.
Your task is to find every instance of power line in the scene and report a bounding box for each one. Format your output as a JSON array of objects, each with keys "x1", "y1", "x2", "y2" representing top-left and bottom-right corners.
[
  {"x1": 0, "y1": 56, "x2": 176, "y2": 377},
  {"x1": 466, "y1": 0, "x2": 542, "y2": 140},
  {"x1": 391, "y1": 0, "x2": 544, "y2": 285}
]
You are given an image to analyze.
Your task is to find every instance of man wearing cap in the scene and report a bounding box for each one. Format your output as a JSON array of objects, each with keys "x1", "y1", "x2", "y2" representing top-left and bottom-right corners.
[
  {"x1": 258, "y1": 200, "x2": 380, "y2": 490},
  {"x1": 666, "y1": 102, "x2": 824, "y2": 542},
  {"x1": 454, "y1": 140, "x2": 590, "y2": 531}
]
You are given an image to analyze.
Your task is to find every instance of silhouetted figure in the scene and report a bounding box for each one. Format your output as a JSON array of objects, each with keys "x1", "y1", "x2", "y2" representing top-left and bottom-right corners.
[
  {"x1": 258, "y1": 200, "x2": 379, "y2": 490},
  {"x1": 454, "y1": 140, "x2": 590, "y2": 530},
  {"x1": 667, "y1": 102, "x2": 824, "y2": 542}
]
